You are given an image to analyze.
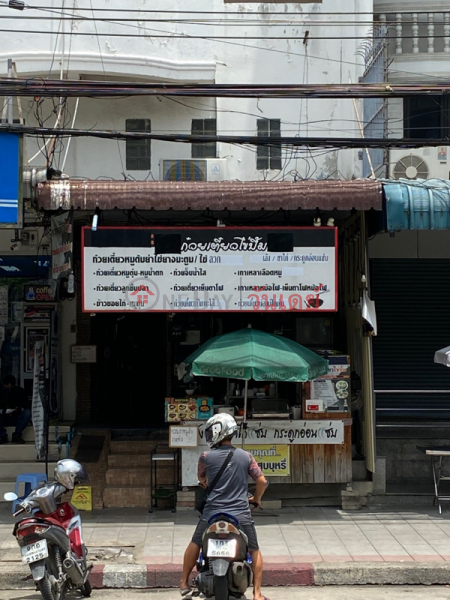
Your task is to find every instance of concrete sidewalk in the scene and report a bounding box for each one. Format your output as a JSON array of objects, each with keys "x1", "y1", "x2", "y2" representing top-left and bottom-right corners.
[{"x1": 1, "y1": 504, "x2": 450, "y2": 587}]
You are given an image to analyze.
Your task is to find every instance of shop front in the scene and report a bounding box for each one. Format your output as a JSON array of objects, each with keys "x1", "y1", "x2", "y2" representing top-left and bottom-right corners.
[
  {"x1": 81, "y1": 223, "x2": 359, "y2": 498},
  {"x1": 36, "y1": 177, "x2": 382, "y2": 507},
  {"x1": 368, "y1": 179, "x2": 450, "y2": 491}
]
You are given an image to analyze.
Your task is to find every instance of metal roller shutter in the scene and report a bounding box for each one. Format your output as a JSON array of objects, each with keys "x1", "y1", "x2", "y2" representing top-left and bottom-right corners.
[{"x1": 371, "y1": 259, "x2": 450, "y2": 419}]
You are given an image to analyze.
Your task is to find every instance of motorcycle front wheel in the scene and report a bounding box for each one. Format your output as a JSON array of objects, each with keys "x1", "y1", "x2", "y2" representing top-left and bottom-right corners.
[{"x1": 213, "y1": 575, "x2": 229, "y2": 600}]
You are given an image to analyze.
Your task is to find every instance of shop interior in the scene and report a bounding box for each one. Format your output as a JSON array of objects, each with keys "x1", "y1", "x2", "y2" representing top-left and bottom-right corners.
[{"x1": 91, "y1": 310, "x2": 350, "y2": 428}]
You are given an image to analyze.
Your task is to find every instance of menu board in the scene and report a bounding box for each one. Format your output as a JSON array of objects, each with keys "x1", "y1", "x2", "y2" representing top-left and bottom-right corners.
[
  {"x1": 310, "y1": 355, "x2": 350, "y2": 412},
  {"x1": 165, "y1": 397, "x2": 213, "y2": 422},
  {"x1": 82, "y1": 227, "x2": 337, "y2": 312}
]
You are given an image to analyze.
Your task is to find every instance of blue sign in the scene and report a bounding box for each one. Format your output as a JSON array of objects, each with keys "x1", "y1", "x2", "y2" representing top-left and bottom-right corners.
[
  {"x1": 0, "y1": 256, "x2": 51, "y2": 278},
  {"x1": 0, "y1": 133, "x2": 21, "y2": 225}
]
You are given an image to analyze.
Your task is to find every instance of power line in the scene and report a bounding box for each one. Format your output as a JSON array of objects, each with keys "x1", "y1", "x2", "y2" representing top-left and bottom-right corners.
[
  {"x1": 0, "y1": 27, "x2": 445, "y2": 41},
  {"x1": 2, "y1": 2, "x2": 448, "y2": 86},
  {"x1": 0, "y1": 14, "x2": 430, "y2": 25},
  {"x1": 0, "y1": 4, "x2": 442, "y2": 15},
  {"x1": 2, "y1": 80, "x2": 450, "y2": 98},
  {"x1": 0, "y1": 1, "x2": 442, "y2": 82},
  {"x1": 1, "y1": 123, "x2": 448, "y2": 149}
]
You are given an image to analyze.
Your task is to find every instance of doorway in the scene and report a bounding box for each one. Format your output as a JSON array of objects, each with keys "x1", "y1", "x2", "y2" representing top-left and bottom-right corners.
[{"x1": 91, "y1": 313, "x2": 167, "y2": 427}]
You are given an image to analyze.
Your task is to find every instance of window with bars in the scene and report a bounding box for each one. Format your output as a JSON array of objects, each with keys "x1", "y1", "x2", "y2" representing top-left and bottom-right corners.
[
  {"x1": 257, "y1": 118, "x2": 282, "y2": 170},
  {"x1": 191, "y1": 119, "x2": 217, "y2": 158},
  {"x1": 125, "y1": 119, "x2": 151, "y2": 171}
]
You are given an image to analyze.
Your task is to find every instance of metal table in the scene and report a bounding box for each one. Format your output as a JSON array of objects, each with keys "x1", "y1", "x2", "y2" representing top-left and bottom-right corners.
[
  {"x1": 149, "y1": 446, "x2": 180, "y2": 514},
  {"x1": 417, "y1": 446, "x2": 450, "y2": 514}
]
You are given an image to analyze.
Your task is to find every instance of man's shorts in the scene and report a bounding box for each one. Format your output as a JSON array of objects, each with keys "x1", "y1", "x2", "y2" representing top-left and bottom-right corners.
[{"x1": 192, "y1": 518, "x2": 259, "y2": 551}]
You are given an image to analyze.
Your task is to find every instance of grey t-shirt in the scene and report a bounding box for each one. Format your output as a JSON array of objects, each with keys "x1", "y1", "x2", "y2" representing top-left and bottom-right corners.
[{"x1": 198, "y1": 445, "x2": 263, "y2": 524}]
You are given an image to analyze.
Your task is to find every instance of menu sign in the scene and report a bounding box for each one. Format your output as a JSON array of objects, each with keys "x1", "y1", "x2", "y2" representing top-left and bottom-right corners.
[
  {"x1": 82, "y1": 227, "x2": 337, "y2": 312},
  {"x1": 165, "y1": 397, "x2": 213, "y2": 422},
  {"x1": 310, "y1": 355, "x2": 351, "y2": 413}
]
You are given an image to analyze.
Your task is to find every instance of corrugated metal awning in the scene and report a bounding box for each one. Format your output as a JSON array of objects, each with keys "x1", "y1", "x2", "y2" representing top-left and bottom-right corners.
[
  {"x1": 37, "y1": 179, "x2": 382, "y2": 211},
  {"x1": 383, "y1": 178, "x2": 450, "y2": 231}
]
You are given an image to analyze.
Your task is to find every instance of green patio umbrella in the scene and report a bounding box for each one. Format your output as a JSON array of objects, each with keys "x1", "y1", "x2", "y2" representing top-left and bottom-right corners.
[{"x1": 182, "y1": 328, "x2": 328, "y2": 444}]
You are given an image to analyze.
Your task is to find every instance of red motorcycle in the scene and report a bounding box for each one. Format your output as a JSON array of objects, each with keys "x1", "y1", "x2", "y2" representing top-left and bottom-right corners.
[{"x1": 4, "y1": 459, "x2": 91, "y2": 600}]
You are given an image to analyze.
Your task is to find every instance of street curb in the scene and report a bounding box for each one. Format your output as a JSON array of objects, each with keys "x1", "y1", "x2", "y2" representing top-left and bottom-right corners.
[
  {"x1": 313, "y1": 562, "x2": 450, "y2": 586},
  {"x1": 1, "y1": 562, "x2": 450, "y2": 589}
]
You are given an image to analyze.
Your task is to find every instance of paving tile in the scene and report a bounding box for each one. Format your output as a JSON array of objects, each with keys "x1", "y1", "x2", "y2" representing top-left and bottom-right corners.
[
  {"x1": 260, "y1": 555, "x2": 293, "y2": 563},
  {"x1": 352, "y1": 555, "x2": 384, "y2": 562},
  {"x1": 320, "y1": 555, "x2": 353, "y2": 562},
  {"x1": 412, "y1": 555, "x2": 445, "y2": 562},
  {"x1": 380, "y1": 555, "x2": 415, "y2": 562},
  {"x1": 0, "y1": 549, "x2": 20, "y2": 561},
  {"x1": 141, "y1": 556, "x2": 173, "y2": 564},
  {"x1": 291, "y1": 554, "x2": 322, "y2": 562}
]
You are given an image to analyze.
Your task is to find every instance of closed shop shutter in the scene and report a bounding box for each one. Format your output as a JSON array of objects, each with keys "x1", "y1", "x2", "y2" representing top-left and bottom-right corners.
[{"x1": 371, "y1": 259, "x2": 450, "y2": 419}]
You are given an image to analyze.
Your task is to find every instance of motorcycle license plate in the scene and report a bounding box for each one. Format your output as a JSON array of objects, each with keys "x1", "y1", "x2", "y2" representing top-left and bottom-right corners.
[
  {"x1": 207, "y1": 539, "x2": 237, "y2": 558},
  {"x1": 21, "y1": 540, "x2": 48, "y2": 565}
]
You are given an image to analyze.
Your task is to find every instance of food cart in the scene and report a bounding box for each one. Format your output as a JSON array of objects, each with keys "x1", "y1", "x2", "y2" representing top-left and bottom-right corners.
[{"x1": 166, "y1": 329, "x2": 352, "y2": 489}]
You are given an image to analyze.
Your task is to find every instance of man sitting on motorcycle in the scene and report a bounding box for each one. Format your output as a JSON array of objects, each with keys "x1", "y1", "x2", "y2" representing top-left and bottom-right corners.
[{"x1": 181, "y1": 413, "x2": 268, "y2": 600}]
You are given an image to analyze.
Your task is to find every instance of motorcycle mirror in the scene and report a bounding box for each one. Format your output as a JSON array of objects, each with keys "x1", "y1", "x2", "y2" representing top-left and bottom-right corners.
[{"x1": 4, "y1": 492, "x2": 18, "y2": 501}]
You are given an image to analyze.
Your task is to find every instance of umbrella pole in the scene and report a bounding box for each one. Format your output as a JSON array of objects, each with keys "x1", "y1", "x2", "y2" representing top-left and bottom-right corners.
[{"x1": 242, "y1": 380, "x2": 249, "y2": 450}]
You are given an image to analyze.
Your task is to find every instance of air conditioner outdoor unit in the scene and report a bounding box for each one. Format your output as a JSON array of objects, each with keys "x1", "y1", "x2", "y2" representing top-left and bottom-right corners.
[
  {"x1": 159, "y1": 158, "x2": 229, "y2": 182},
  {"x1": 389, "y1": 147, "x2": 450, "y2": 180}
]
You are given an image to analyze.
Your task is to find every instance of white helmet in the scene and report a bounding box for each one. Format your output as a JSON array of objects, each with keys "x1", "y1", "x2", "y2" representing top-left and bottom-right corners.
[
  {"x1": 54, "y1": 459, "x2": 89, "y2": 490},
  {"x1": 205, "y1": 413, "x2": 238, "y2": 448}
]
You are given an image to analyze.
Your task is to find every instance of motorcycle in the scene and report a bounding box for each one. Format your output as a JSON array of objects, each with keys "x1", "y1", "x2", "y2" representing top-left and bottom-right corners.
[
  {"x1": 195, "y1": 510, "x2": 255, "y2": 600},
  {"x1": 4, "y1": 459, "x2": 92, "y2": 600}
]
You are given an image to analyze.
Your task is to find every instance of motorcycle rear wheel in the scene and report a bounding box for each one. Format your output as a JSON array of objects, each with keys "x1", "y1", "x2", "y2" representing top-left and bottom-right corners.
[
  {"x1": 80, "y1": 579, "x2": 92, "y2": 597},
  {"x1": 214, "y1": 575, "x2": 229, "y2": 600},
  {"x1": 37, "y1": 572, "x2": 68, "y2": 600}
]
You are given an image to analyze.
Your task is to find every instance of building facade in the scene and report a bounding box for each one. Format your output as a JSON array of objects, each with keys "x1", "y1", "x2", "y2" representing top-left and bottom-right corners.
[{"x1": 367, "y1": 1, "x2": 450, "y2": 489}]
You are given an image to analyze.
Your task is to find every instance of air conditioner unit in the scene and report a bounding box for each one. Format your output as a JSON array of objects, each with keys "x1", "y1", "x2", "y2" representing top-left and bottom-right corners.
[
  {"x1": 159, "y1": 159, "x2": 229, "y2": 182},
  {"x1": 389, "y1": 147, "x2": 450, "y2": 180}
]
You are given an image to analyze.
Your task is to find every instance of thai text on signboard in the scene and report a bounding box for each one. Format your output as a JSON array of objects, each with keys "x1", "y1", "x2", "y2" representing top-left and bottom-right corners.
[
  {"x1": 246, "y1": 445, "x2": 290, "y2": 476},
  {"x1": 82, "y1": 227, "x2": 337, "y2": 312},
  {"x1": 195, "y1": 420, "x2": 344, "y2": 446}
]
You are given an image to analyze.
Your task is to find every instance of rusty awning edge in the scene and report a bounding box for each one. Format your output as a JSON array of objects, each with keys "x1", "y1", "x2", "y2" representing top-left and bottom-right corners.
[{"x1": 36, "y1": 179, "x2": 382, "y2": 212}]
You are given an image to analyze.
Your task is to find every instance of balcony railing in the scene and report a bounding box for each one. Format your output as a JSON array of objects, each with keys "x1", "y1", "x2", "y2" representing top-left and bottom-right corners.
[{"x1": 378, "y1": 12, "x2": 450, "y2": 55}]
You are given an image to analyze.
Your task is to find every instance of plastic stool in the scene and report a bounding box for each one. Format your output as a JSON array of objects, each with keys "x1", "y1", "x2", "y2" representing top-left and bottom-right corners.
[{"x1": 13, "y1": 473, "x2": 48, "y2": 513}]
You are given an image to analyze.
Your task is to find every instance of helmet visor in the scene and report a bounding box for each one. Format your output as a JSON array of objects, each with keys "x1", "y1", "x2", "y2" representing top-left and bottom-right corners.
[
  {"x1": 205, "y1": 422, "x2": 222, "y2": 445},
  {"x1": 76, "y1": 464, "x2": 90, "y2": 485}
]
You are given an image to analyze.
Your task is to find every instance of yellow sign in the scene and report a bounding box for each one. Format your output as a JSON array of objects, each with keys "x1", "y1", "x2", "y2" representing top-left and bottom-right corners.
[
  {"x1": 246, "y1": 445, "x2": 290, "y2": 477},
  {"x1": 71, "y1": 485, "x2": 93, "y2": 511}
]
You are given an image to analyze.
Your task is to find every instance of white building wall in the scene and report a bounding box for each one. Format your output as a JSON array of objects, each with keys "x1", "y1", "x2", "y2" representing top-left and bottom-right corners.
[
  {"x1": 0, "y1": 0, "x2": 372, "y2": 181},
  {"x1": 0, "y1": 0, "x2": 375, "y2": 420}
]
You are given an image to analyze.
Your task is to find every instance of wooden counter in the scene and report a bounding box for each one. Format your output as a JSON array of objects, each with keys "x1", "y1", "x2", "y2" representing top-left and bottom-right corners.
[
  {"x1": 181, "y1": 418, "x2": 352, "y2": 486},
  {"x1": 268, "y1": 419, "x2": 352, "y2": 484}
]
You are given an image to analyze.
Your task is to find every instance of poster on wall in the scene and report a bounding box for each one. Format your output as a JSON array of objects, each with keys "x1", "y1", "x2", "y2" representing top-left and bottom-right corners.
[
  {"x1": 25, "y1": 327, "x2": 49, "y2": 373},
  {"x1": 310, "y1": 355, "x2": 350, "y2": 413},
  {"x1": 0, "y1": 286, "x2": 8, "y2": 323},
  {"x1": 245, "y1": 445, "x2": 290, "y2": 476},
  {"x1": 51, "y1": 211, "x2": 73, "y2": 280},
  {"x1": 82, "y1": 227, "x2": 337, "y2": 312},
  {"x1": 31, "y1": 340, "x2": 45, "y2": 459}
]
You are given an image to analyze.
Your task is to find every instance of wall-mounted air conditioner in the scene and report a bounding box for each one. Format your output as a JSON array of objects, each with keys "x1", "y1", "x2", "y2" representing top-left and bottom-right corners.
[
  {"x1": 389, "y1": 147, "x2": 450, "y2": 180},
  {"x1": 159, "y1": 158, "x2": 229, "y2": 182}
]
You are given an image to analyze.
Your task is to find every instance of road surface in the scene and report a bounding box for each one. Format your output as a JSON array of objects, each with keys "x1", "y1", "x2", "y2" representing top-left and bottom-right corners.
[{"x1": 2, "y1": 587, "x2": 450, "y2": 599}]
